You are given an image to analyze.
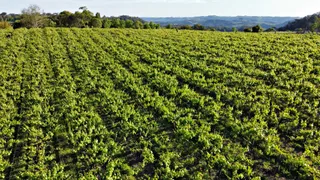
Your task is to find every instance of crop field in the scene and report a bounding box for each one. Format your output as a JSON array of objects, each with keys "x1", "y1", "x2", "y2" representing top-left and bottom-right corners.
[{"x1": 0, "y1": 28, "x2": 319, "y2": 179}]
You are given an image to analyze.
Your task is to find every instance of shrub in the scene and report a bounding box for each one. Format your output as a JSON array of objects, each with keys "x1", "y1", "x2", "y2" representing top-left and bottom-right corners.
[
  {"x1": 0, "y1": 21, "x2": 12, "y2": 29},
  {"x1": 265, "y1": 27, "x2": 276, "y2": 32},
  {"x1": 192, "y1": 24, "x2": 205, "y2": 30},
  {"x1": 252, "y1": 25, "x2": 263, "y2": 32},
  {"x1": 244, "y1": 27, "x2": 252, "y2": 32}
]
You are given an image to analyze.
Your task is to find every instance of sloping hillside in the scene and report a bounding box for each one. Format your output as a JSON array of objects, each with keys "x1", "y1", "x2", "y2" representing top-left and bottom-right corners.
[{"x1": 279, "y1": 12, "x2": 320, "y2": 31}]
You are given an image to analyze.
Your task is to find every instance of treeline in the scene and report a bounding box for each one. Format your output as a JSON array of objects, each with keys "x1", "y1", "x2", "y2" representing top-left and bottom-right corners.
[
  {"x1": 165, "y1": 23, "x2": 234, "y2": 31},
  {"x1": 0, "y1": 5, "x2": 160, "y2": 29},
  {"x1": 279, "y1": 12, "x2": 320, "y2": 32},
  {"x1": 164, "y1": 23, "x2": 278, "y2": 33}
]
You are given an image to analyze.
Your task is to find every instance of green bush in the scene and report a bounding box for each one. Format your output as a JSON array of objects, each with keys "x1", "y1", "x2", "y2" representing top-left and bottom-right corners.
[
  {"x1": 252, "y1": 25, "x2": 263, "y2": 32},
  {"x1": 0, "y1": 21, "x2": 12, "y2": 29},
  {"x1": 244, "y1": 27, "x2": 252, "y2": 32},
  {"x1": 90, "y1": 18, "x2": 102, "y2": 28}
]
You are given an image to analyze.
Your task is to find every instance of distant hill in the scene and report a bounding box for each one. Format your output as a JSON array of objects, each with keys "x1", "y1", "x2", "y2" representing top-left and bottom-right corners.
[
  {"x1": 278, "y1": 12, "x2": 320, "y2": 31},
  {"x1": 142, "y1": 16, "x2": 298, "y2": 30}
]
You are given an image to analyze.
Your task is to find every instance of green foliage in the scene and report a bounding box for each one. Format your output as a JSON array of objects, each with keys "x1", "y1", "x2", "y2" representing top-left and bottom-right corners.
[
  {"x1": 252, "y1": 25, "x2": 263, "y2": 32},
  {"x1": 280, "y1": 12, "x2": 320, "y2": 31},
  {"x1": 95, "y1": 12, "x2": 101, "y2": 19},
  {"x1": 11, "y1": 5, "x2": 160, "y2": 29},
  {"x1": 125, "y1": 20, "x2": 134, "y2": 28},
  {"x1": 20, "y1": 5, "x2": 47, "y2": 28},
  {"x1": 0, "y1": 21, "x2": 12, "y2": 29},
  {"x1": 310, "y1": 17, "x2": 320, "y2": 33},
  {"x1": 180, "y1": 25, "x2": 192, "y2": 30},
  {"x1": 90, "y1": 18, "x2": 102, "y2": 28},
  {"x1": 0, "y1": 28, "x2": 319, "y2": 179},
  {"x1": 143, "y1": 22, "x2": 151, "y2": 29},
  {"x1": 192, "y1": 23, "x2": 205, "y2": 30},
  {"x1": 166, "y1": 24, "x2": 173, "y2": 29},
  {"x1": 232, "y1": 27, "x2": 238, "y2": 32},
  {"x1": 111, "y1": 18, "x2": 121, "y2": 28},
  {"x1": 244, "y1": 27, "x2": 252, "y2": 32},
  {"x1": 133, "y1": 20, "x2": 143, "y2": 29},
  {"x1": 265, "y1": 27, "x2": 276, "y2": 32},
  {"x1": 102, "y1": 19, "x2": 112, "y2": 28}
]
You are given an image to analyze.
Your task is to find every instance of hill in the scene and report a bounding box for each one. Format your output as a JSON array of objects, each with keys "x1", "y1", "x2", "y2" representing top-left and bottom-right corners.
[
  {"x1": 142, "y1": 16, "x2": 297, "y2": 30},
  {"x1": 279, "y1": 12, "x2": 320, "y2": 31},
  {"x1": 0, "y1": 28, "x2": 319, "y2": 179}
]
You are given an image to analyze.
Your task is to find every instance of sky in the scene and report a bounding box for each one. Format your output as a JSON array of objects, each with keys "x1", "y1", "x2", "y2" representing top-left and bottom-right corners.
[{"x1": 1, "y1": 0, "x2": 320, "y2": 17}]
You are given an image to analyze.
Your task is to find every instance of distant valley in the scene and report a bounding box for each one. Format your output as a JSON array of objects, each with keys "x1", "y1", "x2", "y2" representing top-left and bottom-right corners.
[{"x1": 142, "y1": 16, "x2": 299, "y2": 30}]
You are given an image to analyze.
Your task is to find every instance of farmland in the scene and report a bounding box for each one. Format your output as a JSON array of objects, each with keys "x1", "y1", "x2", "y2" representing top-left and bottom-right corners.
[{"x1": 0, "y1": 28, "x2": 319, "y2": 179}]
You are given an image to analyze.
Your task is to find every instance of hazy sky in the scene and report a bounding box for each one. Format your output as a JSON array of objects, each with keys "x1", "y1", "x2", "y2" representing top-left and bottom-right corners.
[{"x1": 1, "y1": 0, "x2": 319, "y2": 17}]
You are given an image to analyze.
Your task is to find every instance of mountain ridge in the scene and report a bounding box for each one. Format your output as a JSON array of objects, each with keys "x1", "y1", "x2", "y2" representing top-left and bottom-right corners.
[{"x1": 142, "y1": 15, "x2": 299, "y2": 30}]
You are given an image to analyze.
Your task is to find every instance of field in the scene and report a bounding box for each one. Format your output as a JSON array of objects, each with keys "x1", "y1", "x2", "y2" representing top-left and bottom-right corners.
[{"x1": 0, "y1": 28, "x2": 319, "y2": 179}]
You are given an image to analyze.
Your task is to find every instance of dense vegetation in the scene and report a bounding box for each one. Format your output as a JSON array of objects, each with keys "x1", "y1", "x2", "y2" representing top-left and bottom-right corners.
[
  {"x1": 0, "y1": 28, "x2": 319, "y2": 179},
  {"x1": 0, "y1": 5, "x2": 159, "y2": 29},
  {"x1": 279, "y1": 12, "x2": 320, "y2": 32}
]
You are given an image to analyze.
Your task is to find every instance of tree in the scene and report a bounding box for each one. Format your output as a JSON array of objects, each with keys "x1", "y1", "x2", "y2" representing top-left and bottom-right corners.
[
  {"x1": 79, "y1": 8, "x2": 94, "y2": 27},
  {"x1": 72, "y1": 12, "x2": 85, "y2": 27},
  {"x1": 57, "y1": 11, "x2": 73, "y2": 27},
  {"x1": 134, "y1": 20, "x2": 143, "y2": 29},
  {"x1": 252, "y1": 25, "x2": 263, "y2": 32},
  {"x1": 125, "y1": 20, "x2": 134, "y2": 28},
  {"x1": 166, "y1": 24, "x2": 173, "y2": 29},
  {"x1": 0, "y1": 12, "x2": 7, "y2": 21},
  {"x1": 310, "y1": 17, "x2": 320, "y2": 33},
  {"x1": 120, "y1": 20, "x2": 126, "y2": 28},
  {"x1": 45, "y1": 19, "x2": 56, "y2": 27},
  {"x1": 102, "y1": 19, "x2": 112, "y2": 28},
  {"x1": 143, "y1": 22, "x2": 151, "y2": 29},
  {"x1": 111, "y1": 18, "x2": 121, "y2": 28},
  {"x1": 149, "y1": 22, "x2": 156, "y2": 29},
  {"x1": 154, "y1": 24, "x2": 160, "y2": 29},
  {"x1": 20, "y1": 5, "x2": 46, "y2": 28},
  {"x1": 90, "y1": 18, "x2": 102, "y2": 28},
  {"x1": 232, "y1": 27, "x2": 238, "y2": 32},
  {"x1": 95, "y1": 12, "x2": 101, "y2": 19},
  {"x1": 192, "y1": 24, "x2": 205, "y2": 30}
]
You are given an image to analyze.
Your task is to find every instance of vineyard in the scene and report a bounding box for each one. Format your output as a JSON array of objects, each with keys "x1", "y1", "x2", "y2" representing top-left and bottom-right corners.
[{"x1": 0, "y1": 28, "x2": 319, "y2": 179}]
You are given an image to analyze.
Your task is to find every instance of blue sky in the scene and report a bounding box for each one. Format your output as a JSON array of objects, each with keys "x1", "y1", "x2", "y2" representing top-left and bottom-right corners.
[{"x1": 1, "y1": 0, "x2": 319, "y2": 17}]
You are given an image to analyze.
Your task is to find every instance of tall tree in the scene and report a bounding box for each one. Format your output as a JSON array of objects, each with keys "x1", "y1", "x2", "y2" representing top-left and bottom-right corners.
[
  {"x1": 20, "y1": 5, "x2": 46, "y2": 28},
  {"x1": 95, "y1": 12, "x2": 101, "y2": 19},
  {"x1": 0, "y1": 12, "x2": 7, "y2": 21},
  {"x1": 57, "y1": 11, "x2": 73, "y2": 27}
]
